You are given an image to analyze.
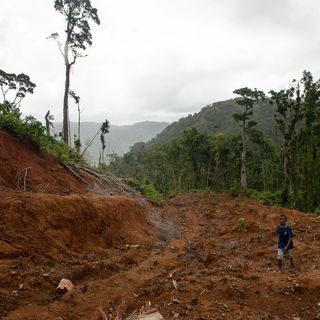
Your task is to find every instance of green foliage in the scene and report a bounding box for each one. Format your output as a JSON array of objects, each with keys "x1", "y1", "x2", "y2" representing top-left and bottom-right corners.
[
  {"x1": 53, "y1": 0, "x2": 100, "y2": 50},
  {"x1": 41, "y1": 135, "x2": 81, "y2": 163},
  {"x1": 239, "y1": 218, "x2": 247, "y2": 232},
  {"x1": 74, "y1": 136, "x2": 81, "y2": 151},
  {"x1": 0, "y1": 102, "x2": 82, "y2": 164},
  {"x1": 126, "y1": 178, "x2": 165, "y2": 205},
  {"x1": 101, "y1": 120, "x2": 110, "y2": 135},
  {"x1": 49, "y1": 0, "x2": 100, "y2": 144},
  {"x1": 0, "y1": 69, "x2": 36, "y2": 107},
  {"x1": 229, "y1": 181, "x2": 240, "y2": 197},
  {"x1": 270, "y1": 71, "x2": 320, "y2": 211},
  {"x1": 233, "y1": 87, "x2": 266, "y2": 195},
  {"x1": 259, "y1": 228, "x2": 265, "y2": 239},
  {"x1": 248, "y1": 190, "x2": 282, "y2": 206},
  {"x1": 99, "y1": 120, "x2": 110, "y2": 164},
  {"x1": 148, "y1": 100, "x2": 278, "y2": 146},
  {"x1": 108, "y1": 128, "x2": 214, "y2": 195},
  {"x1": 314, "y1": 208, "x2": 320, "y2": 216},
  {"x1": 107, "y1": 70, "x2": 320, "y2": 214},
  {"x1": 107, "y1": 127, "x2": 281, "y2": 199},
  {"x1": 69, "y1": 90, "x2": 80, "y2": 105}
]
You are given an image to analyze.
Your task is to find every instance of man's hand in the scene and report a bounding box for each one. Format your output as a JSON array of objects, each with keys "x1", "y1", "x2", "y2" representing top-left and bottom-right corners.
[{"x1": 283, "y1": 246, "x2": 288, "y2": 253}]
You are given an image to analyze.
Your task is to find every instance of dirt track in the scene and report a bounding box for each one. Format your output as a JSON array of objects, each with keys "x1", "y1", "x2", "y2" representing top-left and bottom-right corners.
[{"x1": 1, "y1": 193, "x2": 320, "y2": 320}]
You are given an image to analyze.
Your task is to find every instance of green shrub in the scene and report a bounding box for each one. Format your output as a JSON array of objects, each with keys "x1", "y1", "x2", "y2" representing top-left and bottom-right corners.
[
  {"x1": 314, "y1": 208, "x2": 320, "y2": 216},
  {"x1": 0, "y1": 102, "x2": 82, "y2": 164},
  {"x1": 248, "y1": 189, "x2": 282, "y2": 206},
  {"x1": 259, "y1": 227, "x2": 265, "y2": 239},
  {"x1": 230, "y1": 181, "x2": 240, "y2": 197},
  {"x1": 126, "y1": 178, "x2": 165, "y2": 205},
  {"x1": 239, "y1": 217, "x2": 247, "y2": 232}
]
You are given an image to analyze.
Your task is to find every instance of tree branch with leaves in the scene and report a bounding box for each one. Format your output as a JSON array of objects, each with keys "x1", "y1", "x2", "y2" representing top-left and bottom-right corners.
[{"x1": 0, "y1": 69, "x2": 36, "y2": 109}]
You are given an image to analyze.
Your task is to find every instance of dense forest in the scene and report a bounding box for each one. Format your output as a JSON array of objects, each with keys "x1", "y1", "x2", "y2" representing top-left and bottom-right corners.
[
  {"x1": 107, "y1": 71, "x2": 320, "y2": 213},
  {"x1": 148, "y1": 99, "x2": 278, "y2": 145}
]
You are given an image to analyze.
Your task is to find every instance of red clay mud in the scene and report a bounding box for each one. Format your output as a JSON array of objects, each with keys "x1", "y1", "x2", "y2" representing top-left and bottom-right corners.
[
  {"x1": 1, "y1": 131, "x2": 320, "y2": 319},
  {"x1": 0, "y1": 129, "x2": 85, "y2": 194},
  {"x1": 1, "y1": 193, "x2": 320, "y2": 320}
]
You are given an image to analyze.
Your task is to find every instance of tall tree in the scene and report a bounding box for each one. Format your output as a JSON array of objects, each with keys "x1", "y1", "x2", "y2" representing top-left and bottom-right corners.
[
  {"x1": 269, "y1": 82, "x2": 302, "y2": 207},
  {"x1": 49, "y1": 0, "x2": 100, "y2": 145},
  {"x1": 233, "y1": 87, "x2": 265, "y2": 196},
  {"x1": 212, "y1": 132, "x2": 224, "y2": 190},
  {"x1": 294, "y1": 72, "x2": 320, "y2": 210},
  {"x1": 180, "y1": 128, "x2": 211, "y2": 189}
]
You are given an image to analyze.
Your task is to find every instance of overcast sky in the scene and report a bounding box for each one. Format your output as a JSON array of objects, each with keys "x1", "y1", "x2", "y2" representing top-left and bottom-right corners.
[{"x1": 1, "y1": 0, "x2": 320, "y2": 125}]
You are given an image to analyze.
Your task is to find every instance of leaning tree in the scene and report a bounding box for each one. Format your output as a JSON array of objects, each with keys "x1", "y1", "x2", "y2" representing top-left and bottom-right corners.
[
  {"x1": 48, "y1": 0, "x2": 100, "y2": 145},
  {"x1": 82, "y1": 119, "x2": 109, "y2": 157}
]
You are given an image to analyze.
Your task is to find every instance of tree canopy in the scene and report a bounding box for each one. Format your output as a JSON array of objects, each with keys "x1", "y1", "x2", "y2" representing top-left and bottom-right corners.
[{"x1": 0, "y1": 69, "x2": 36, "y2": 108}]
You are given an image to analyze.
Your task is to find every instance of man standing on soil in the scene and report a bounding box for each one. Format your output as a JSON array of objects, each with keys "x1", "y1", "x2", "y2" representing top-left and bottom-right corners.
[{"x1": 276, "y1": 214, "x2": 294, "y2": 270}]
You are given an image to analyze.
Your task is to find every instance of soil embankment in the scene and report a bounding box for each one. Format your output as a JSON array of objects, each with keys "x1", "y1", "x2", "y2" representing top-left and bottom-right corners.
[{"x1": 0, "y1": 129, "x2": 85, "y2": 194}]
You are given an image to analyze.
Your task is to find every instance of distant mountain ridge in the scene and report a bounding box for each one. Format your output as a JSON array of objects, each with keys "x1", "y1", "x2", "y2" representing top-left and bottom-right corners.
[
  {"x1": 53, "y1": 121, "x2": 169, "y2": 163},
  {"x1": 149, "y1": 99, "x2": 279, "y2": 145}
]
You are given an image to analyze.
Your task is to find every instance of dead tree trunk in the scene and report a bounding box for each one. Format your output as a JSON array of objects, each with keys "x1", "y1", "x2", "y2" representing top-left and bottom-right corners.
[
  {"x1": 45, "y1": 110, "x2": 51, "y2": 136},
  {"x1": 77, "y1": 102, "x2": 81, "y2": 143},
  {"x1": 63, "y1": 63, "x2": 71, "y2": 145}
]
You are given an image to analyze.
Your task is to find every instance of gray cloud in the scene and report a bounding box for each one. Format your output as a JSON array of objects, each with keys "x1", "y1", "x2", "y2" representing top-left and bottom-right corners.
[{"x1": 1, "y1": 0, "x2": 320, "y2": 125}]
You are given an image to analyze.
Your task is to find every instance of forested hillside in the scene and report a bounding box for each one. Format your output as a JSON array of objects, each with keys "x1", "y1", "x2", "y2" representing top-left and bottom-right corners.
[
  {"x1": 53, "y1": 121, "x2": 168, "y2": 163},
  {"x1": 107, "y1": 72, "x2": 320, "y2": 214},
  {"x1": 150, "y1": 99, "x2": 278, "y2": 145}
]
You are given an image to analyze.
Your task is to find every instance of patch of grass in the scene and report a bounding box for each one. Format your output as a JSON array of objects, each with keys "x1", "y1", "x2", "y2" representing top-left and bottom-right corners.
[
  {"x1": 258, "y1": 227, "x2": 265, "y2": 239},
  {"x1": 34, "y1": 185, "x2": 47, "y2": 193},
  {"x1": 239, "y1": 217, "x2": 247, "y2": 232}
]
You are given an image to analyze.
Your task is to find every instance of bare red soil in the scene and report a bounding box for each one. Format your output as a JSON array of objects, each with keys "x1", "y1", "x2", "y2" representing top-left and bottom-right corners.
[
  {"x1": 0, "y1": 192, "x2": 154, "y2": 262},
  {"x1": 1, "y1": 130, "x2": 320, "y2": 320},
  {"x1": 0, "y1": 129, "x2": 85, "y2": 194}
]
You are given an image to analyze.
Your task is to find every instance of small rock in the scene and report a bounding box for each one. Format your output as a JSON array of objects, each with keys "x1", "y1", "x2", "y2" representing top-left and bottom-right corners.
[{"x1": 190, "y1": 296, "x2": 198, "y2": 305}]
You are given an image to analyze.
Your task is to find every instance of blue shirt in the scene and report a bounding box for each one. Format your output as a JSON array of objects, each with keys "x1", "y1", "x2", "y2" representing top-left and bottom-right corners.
[{"x1": 277, "y1": 225, "x2": 293, "y2": 249}]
